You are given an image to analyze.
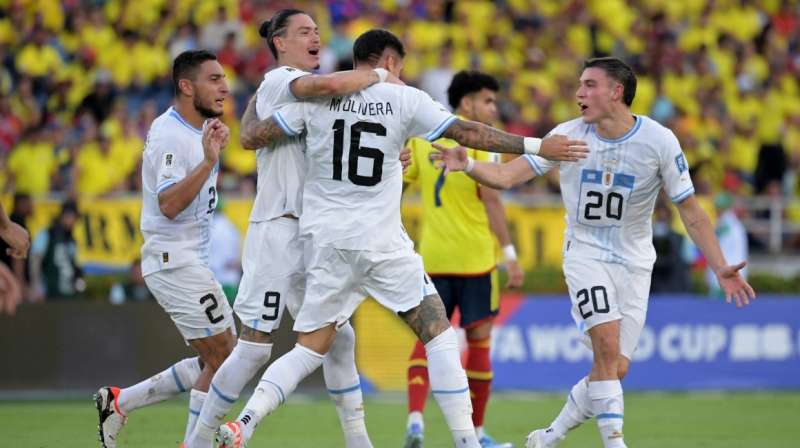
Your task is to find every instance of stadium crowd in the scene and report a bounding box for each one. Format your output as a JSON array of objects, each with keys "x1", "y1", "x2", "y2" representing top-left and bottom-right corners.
[
  {"x1": 1, "y1": 0, "x2": 798, "y2": 199},
  {"x1": 0, "y1": 0, "x2": 798, "y2": 303}
]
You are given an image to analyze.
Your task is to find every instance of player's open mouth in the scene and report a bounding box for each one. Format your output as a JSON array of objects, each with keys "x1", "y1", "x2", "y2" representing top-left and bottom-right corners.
[
  {"x1": 308, "y1": 49, "x2": 319, "y2": 56},
  {"x1": 578, "y1": 103, "x2": 588, "y2": 112},
  {"x1": 215, "y1": 98, "x2": 225, "y2": 106}
]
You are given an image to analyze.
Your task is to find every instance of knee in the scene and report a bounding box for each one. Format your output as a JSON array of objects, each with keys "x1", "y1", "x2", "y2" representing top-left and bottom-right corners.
[
  {"x1": 331, "y1": 322, "x2": 356, "y2": 354},
  {"x1": 205, "y1": 341, "x2": 235, "y2": 372}
]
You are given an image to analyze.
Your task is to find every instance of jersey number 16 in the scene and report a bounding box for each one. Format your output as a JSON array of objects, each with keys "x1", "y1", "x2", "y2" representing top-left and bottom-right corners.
[{"x1": 332, "y1": 119, "x2": 386, "y2": 186}]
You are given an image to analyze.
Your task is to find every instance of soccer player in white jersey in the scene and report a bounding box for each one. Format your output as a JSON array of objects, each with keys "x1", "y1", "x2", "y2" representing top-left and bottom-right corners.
[
  {"x1": 94, "y1": 50, "x2": 234, "y2": 448},
  {"x1": 216, "y1": 29, "x2": 587, "y2": 448},
  {"x1": 432, "y1": 57, "x2": 756, "y2": 448},
  {"x1": 185, "y1": 10, "x2": 403, "y2": 448}
]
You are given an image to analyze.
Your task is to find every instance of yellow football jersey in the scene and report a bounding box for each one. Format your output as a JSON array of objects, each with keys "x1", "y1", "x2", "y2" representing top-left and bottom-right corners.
[{"x1": 404, "y1": 136, "x2": 500, "y2": 275}]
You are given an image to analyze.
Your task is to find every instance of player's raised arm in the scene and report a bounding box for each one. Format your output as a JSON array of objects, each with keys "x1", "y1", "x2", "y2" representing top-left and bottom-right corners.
[
  {"x1": 441, "y1": 119, "x2": 589, "y2": 161},
  {"x1": 240, "y1": 95, "x2": 294, "y2": 149},
  {"x1": 432, "y1": 143, "x2": 538, "y2": 190},
  {"x1": 0, "y1": 202, "x2": 29, "y2": 259},
  {"x1": 675, "y1": 196, "x2": 755, "y2": 307},
  {"x1": 159, "y1": 119, "x2": 229, "y2": 219},
  {"x1": 289, "y1": 68, "x2": 397, "y2": 99}
]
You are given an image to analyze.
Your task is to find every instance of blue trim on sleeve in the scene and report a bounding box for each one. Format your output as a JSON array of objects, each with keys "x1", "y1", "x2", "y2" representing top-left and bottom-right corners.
[
  {"x1": 425, "y1": 115, "x2": 457, "y2": 141},
  {"x1": 273, "y1": 111, "x2": 299, "y2": 137},
  {"x1": 189, "y1": 408, "x2": 200, "y2": 416},
  {"x1": 211, "y1": 382, "x2": 237, "y2": 404},
  {"x1": 168, "y1": 108, "x2": 203, "y2": 135},
  {"x1": 327, "y1": 384, "x2": 361, "y2": 395},
  {"x1": 671, "y1": 186, "x2": 695, "y2": 203},
  {"x1": 156, "y1": 180, "x2": 176, "y2": 194},
  {"x1": 170, "y1": 365, "x2": 186, "y2": 393},
  {"x1": 523, "y1": 155, "x2": 544, "y2": 176}
]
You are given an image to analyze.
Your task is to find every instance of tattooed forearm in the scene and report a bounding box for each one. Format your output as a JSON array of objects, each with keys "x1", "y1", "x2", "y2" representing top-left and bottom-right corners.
[
  {"x1": 239, "y1": 95, "x2": 286, "y2": 149},
  {"x1": 240, "y1": 325, "x2": 274, "y2": 344},
  {"x1": 442, "y1": 119, "x2": 525, "y2": 154},
  {"x1": 399, "y1": 294, "x2": 450, "y2": 344}
]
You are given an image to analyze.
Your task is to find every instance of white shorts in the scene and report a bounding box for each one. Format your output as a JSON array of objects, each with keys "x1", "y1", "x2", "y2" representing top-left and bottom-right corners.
[
  {"x1": 563, "y1": 254, "x2": 650, "y2": 359},
  {"x1": 234, "y1": 217, "x2": 305, "y2": 333},
  {"x1": 293, "y1": 243, "x2": 438, "y2": 333},
  {"x1": 145, "y1": 264, "x2": 235, "y2": 341}
]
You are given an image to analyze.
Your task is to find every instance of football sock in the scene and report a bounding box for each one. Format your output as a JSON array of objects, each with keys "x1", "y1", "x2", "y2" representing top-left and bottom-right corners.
[
  {"x1": 426, "y1": 328, "x2": 480, "y2": 448},
  {"x1": 466, "y1": 336, "x2": 492, "y2": 429},
  {"x1": 237, "y1": 344, "x2": 324, "y2": 442},
  {"x1": 407, "y1": 339, "x2": 429, "y2": 416},
  {"x1": 542, "y1": 376, "x2": 593, "y2": 445},
  {"x1": 187, "y1": 340, "x2": 272, "y2": 448},
  {"x1": 117, "y1": 357, "x2": 201, "y2": 415},
  {"x1": 407, "y1": 411, "x2": 424, "y2": 431},
  {"x1": 588, "y1": 380, "x2": 626, "y2": 448},
  {"x1": 185, "y1": 389, "x2": 206, "y2": 442},
  {"x1": 323, "y1": 322, "x2": 372, "y2": 448}
]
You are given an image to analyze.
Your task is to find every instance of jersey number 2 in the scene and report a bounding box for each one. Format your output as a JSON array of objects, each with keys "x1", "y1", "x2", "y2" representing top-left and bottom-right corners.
[
  {"x1": 332, "y1": 119, "x2": 386, "y2": 186},
  {"x1": 200, "y1": 293, "x2": 224, "y2": 324}
]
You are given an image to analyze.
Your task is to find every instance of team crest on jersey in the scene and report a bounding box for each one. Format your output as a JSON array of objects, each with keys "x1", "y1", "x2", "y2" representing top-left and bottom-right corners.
[
  {"x1": 603, "y1": 171, "x2": 614, "y2": 186},
  {"x1": 675, "y1": 154, "x2": 687, "y2": 173},
  {"x1": 162, "y1": 252, "x2": 169, "y2": 263},
  {"x1": 165, "y1": 153, "x2": 173, "y2": 167}
]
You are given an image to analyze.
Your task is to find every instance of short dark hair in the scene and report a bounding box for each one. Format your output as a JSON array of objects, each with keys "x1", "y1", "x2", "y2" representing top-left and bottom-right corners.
[
  {"x1": 172, "y1": 50, "x2": 217, "y2": 96},
  {"x1": 259, "y1": 9, "x2": 306, "y2": 59},
  {"x1": 352, "y1": 29, "x2": 405, "y2": 65},
  {"x1": 583, "y1": 57, "x2": 637, "y2": 106},
  {"x1": 447, "y1": 71, "x2": 499, "y2": 110}
]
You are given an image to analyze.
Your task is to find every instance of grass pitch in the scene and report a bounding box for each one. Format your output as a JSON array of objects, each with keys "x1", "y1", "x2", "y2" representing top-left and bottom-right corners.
[{"x1": 1, "y1": 392, "x2": 797, "y2": 447}]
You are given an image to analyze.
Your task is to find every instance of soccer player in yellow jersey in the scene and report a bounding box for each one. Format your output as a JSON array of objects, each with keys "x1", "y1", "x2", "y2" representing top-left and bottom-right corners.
[{"x1": 403, "y1": 71, "x2": 523, "y2": 448}]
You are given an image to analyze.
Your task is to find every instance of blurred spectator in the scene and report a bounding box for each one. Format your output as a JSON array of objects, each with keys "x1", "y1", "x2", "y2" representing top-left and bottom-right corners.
[
  {"x1": 108, "y1": 258, "x2": 152, "y2": 304},
  {"x1": 706, "y1": 192, "x2": 748, "y2": 297},
  {"x1": 7, "y1": 126, "x2": 58, "y2": 196},
  {"x1": 30, "y1": 200, "x2": 84, "y2": 300},
  {"x1": 208, "y1": 200, "x2": 241, "y2": 304},
  {"x1": 0, "y1": 193, "x2": 33, "y2": 299},
  {"x1": 200, "y1": 5, "x2": 243, "y2": 52},
  {"x1": 651, "y1": 197, "x2": 691, "y2": 293}
]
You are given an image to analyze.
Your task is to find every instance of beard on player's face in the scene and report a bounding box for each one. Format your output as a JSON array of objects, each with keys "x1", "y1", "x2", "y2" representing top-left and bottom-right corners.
[{"x1": 194, "y1": 95, "x2": 223, "y2": 118}]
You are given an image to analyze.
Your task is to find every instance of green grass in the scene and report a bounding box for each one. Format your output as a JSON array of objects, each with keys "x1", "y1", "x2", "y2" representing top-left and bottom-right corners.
[{"x1": 1, "y1": 392, "x2": 798, "y2": 447}]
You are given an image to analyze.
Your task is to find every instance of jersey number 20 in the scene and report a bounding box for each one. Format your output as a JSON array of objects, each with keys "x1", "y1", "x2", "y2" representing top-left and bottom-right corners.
[{"x1": 332, "y1": 119, "x2": 386, "y2": 186}]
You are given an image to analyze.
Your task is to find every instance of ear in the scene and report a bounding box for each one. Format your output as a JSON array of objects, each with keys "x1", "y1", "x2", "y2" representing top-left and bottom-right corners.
[
  {"x1": 273, "y1": 35, "x2": 286, "y2": 54},
  {"x1": 612, "y1": 82, "x2": 624, "y2": 102},
  {"x1": 178, "y1": 79, "x2": 194, "y2": 97}
]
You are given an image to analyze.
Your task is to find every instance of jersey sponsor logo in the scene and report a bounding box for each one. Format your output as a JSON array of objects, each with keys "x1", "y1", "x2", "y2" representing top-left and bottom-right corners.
[{"x1": 675, "y1": 153, "x2": 687, "y2": 173}]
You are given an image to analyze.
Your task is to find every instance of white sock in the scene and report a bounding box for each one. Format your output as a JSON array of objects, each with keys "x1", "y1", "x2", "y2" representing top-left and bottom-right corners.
[
  {"x1": 187, "y1": 341, "x2": 273, "y2": 448},
  {"x1": 588, "y1": 380, "x2": 626, "y2": 448},
  {"x1": 323, "y1": 323, "x2": 372, "y2": 448},
  {"x1": 185, "y1": 389, "x2": 207, "y2": 442},
  {"x1": 118, "y1": 357, "x2": 201, "y2": 415},
  {"x1": 407, "y1": 411, "x2": 424, "y2": 430},
  {"x1": 237, "y1": 344, "x2": 324, "y2": 442},
  {"x1": 545, "y1": 376, "x2": 592, "y2": 444},
  {"x1": 425, "y1": 328, "x2": 480, "y2": 448}
]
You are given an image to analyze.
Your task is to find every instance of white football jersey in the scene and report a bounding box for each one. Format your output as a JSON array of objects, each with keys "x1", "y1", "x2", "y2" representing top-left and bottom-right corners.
[
  {"x1": 140, "y1": 107, "x2": 219, "y2": 276},
  {"x1": 525, "y1": 115, "x2": 694, "y2": 271},
  {"x1": 275, "y1": 83, "x2": 456, "y2": 251},
  {"x1": 249, "y1": 66, "x2": 311, "y2": 222}
]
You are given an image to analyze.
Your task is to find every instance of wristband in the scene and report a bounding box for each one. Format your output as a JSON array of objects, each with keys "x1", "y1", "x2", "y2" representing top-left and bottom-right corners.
[
  {"x1": 373, "y1": 68, "x2": 389, "y2": 83},
  {"x1": 464, "y1": 156, "x2": 475, "y2": 173},
  {"x1": 503, "y1": 244, "x2": 518, "y2": 261},
  {"x1": 523, "y1": 137, "x2": 542, "y2": 155}
]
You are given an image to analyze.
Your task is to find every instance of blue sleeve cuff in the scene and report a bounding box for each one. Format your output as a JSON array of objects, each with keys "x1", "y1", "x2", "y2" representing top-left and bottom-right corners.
[
  {"x1": 273, "y1": 111, "x2": 299, "y2": 137},
  {"x1": 425, "y1": 115, "x2": 457, "y2": 141},
  {"x1": 524, "y1": 154, "x2": 545, "y2": 176},
  {"x1": 671, "y1": 186, "x2": 695, "y2": 203},
  {"x1": 156, "y1": 180, "x2": 177, "y2": 194}
]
